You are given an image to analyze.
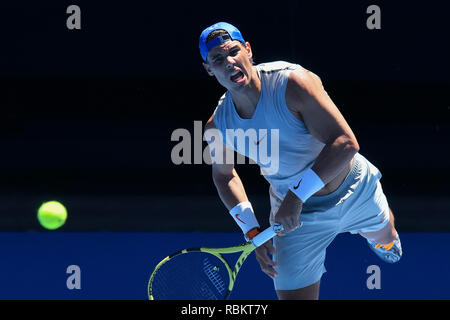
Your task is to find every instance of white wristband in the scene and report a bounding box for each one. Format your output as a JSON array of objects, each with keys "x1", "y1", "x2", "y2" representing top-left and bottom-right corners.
[
  {"x1": 289, "y1": 168, "x2": 325, "y2": 203},
  {"x1": 229, "y1": 201, "x2": 260, "y2": 234}
]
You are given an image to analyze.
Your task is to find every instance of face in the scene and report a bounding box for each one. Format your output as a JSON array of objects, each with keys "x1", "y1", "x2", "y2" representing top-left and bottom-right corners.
[{"x1": 202, "y1": 40, "x2": 254, "y2": 91}]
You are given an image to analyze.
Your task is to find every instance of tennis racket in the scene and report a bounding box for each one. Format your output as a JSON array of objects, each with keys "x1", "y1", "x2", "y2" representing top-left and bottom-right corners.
[{"x1": 148, "y1": 224, "x2": 284, "y2": 300}]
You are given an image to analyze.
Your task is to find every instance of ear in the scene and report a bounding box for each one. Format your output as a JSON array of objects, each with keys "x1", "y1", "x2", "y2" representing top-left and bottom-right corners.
[
  {"x1": 202, "y1": 62, "x2": 215, "y2": 77},
  {"x1": 244, "y1": 42, "x2": 253, "y2": 61}
]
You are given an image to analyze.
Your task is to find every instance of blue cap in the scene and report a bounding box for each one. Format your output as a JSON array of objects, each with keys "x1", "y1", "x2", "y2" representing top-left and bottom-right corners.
[{"x1": 199, "y1": 22, "x2": 246, "y2": 62}]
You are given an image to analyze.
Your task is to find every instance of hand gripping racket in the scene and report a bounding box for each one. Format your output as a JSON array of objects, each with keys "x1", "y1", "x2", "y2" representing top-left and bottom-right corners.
[{"x1": 148, "y1": 224, "x2": 284, "y2": 300}]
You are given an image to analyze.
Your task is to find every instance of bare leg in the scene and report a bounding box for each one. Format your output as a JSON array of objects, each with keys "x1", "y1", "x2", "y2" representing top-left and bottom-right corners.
[
  {"x1": 359, "y1": 208, "x2": 398, "y2": 244},
  {"x1": 276, "y1": 280, "x2": 321, "y2": 300}
]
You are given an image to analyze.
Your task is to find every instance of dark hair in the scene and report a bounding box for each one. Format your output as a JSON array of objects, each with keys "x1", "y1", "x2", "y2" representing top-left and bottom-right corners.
[
  {"x1": 206, "y1": 29, "x2": 229, "y2": 43},
  {"x1": 205, "y1": 29, "x2": 254, "y2": 64}
]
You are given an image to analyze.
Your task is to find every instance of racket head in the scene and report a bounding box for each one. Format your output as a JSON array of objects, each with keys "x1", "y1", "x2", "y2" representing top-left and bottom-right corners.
[
  {"x1": 148, "y1": 248, "x2": 234, "y2": 300},
  {"x1": 148, "y1": 226, "x2": 283, "y2": 300}
]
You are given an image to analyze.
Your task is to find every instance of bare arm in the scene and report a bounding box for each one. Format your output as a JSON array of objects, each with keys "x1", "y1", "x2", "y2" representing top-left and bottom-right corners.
[
  {"x1": 204, "y1": 117, "x2": 248, "y2": 211},
  {"x1": 286, "y1": 68, "x2": 359, "y2": 184},
  {"x1": 274, "y1": 68, "x2": 359, "y2": 233},
  {"x1": 205, "y1": 117, "x2": 279, "y2": 277},
  {"x1": 212, "y1": 164, "x2": 248, "y2": 211}
]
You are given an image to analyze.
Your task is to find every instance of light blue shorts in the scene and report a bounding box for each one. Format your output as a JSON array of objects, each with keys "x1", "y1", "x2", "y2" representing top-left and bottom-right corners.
[{"x1": 270, "y1": 153, "x2": 390, "y2": 290}]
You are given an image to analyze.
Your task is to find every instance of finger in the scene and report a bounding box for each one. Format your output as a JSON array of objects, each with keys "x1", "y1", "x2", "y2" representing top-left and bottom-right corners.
[
  {"x1": 256, "y1": 246, "x2": 278, "y2": 267},
  {"x1": 265, "y1": 241, "x2": 276, "y2": 256},
  {"x1": 289, "y1": 216, "x2": 300, "y2": 230},
  {"x1": 257, "y1": 255, "x2": 279, "y2": 269},
  {"x1": 265, "y1": 268, "x2": 278, "y2": 279},
  {"x1": 255, "y1": 249, "x2": 279, "y2": 268},
  {"x1": 255, "y1": 249, "x2": 275, "y2": 265},
  {"x1": 289, "y1": 217, "x2": 302, "y2": 232},
  {"x1": 255, "y1": 245, "x2": 280, "y2": 278},
  {"x1": 293, "y1": 215, "x2": 301, "y2": 229},
  {"x1": 257, "y1": 261, "x2": 279, "y2": 279},
  {"x1": 277, "y1": 218, "x2": 300, "y2": 233},
  {"x1": 263, "y1": 243, "x2": 280, "y2": 267}
]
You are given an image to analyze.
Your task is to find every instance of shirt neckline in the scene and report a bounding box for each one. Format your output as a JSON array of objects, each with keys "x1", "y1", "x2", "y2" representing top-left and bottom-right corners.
[{"x1": 229, "y1": 68, "x2": 263, "y2": 121}]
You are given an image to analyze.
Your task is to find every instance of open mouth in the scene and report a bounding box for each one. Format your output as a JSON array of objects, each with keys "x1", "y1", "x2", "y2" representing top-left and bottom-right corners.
[{"x1": 230, "y1": 70, "x2": 245, "y2": 83}]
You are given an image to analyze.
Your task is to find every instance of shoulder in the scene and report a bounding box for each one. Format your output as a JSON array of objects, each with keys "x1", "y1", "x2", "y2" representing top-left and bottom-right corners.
[
  {"x1": 205, "y1": 92, "x2": 228, "y2": 131},
  {"x1": 286, "y1": 67, "x2": 325, "y2": 110},
  {"x1": 287, "y1": 67, "x2": 323, "y2": 94},
  {"x1": 256, "y1": 60, "x2": 300, "y2": 75},
  {"x1": 205, "y1": 113, "x2": 216, "y2": 131}
]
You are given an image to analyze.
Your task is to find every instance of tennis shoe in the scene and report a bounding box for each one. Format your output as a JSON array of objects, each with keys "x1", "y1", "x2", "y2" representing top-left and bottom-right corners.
[{"x1": 367, "y1": 235, "x2": 402, "y2": 263}]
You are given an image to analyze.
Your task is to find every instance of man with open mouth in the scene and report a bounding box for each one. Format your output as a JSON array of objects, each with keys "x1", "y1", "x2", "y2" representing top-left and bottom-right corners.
[{"x1": 200, "y1": 22, "x2": 402, "y2": 300}]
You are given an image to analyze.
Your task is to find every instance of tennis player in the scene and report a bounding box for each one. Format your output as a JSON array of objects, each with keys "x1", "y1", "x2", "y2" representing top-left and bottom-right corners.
[{"x1": 200, "y1": 22, "x2": 402, "y2": 300}]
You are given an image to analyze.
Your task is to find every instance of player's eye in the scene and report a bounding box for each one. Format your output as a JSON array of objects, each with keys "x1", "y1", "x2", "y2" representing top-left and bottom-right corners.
[
  {"x1": 230, "y1": 48, "x2": 240, "y2": 56},
  {"x1": 213, "y1": 56, "x2": 224, "y2": 64}
]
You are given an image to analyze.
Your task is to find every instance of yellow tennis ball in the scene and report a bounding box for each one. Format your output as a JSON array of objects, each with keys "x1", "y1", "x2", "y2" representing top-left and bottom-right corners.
[{"x1": 37, "y1": 201, "x2": 67, "y2": 230}]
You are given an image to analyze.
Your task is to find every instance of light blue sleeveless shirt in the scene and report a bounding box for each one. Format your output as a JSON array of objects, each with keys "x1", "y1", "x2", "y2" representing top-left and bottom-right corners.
[{"x1": 213, "y1": 61, "x2": 325, "y2": 198}]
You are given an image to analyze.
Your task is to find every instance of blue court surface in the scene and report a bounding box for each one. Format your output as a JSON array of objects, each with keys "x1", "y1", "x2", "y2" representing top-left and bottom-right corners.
[{"x1": 0, "y1": 231, "x2": 448, "y2": 300}]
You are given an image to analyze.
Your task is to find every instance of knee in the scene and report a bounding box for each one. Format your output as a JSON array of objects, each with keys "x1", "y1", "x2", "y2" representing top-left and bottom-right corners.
[{"x1": 360, "y1": 220, "x2": 397, "y2": 244}]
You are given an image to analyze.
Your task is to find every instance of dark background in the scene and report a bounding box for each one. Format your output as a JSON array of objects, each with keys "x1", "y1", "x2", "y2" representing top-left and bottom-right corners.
[{"x1": 0, "y1": 1, "x2": 449, "y2": 232}]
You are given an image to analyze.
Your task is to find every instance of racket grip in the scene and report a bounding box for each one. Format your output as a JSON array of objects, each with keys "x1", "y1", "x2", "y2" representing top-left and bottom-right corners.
[{"x1": 251, "y1": 224, "x2": 284, "y2": 247}]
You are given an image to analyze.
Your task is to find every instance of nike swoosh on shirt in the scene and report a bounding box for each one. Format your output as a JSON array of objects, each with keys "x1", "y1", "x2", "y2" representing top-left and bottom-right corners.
[
  {"x1": 293, "y1": 178, "x2": 302, "y2": 190},
  {"x1": 254, "y1": 133, "x2": 267, "y2": 145}
]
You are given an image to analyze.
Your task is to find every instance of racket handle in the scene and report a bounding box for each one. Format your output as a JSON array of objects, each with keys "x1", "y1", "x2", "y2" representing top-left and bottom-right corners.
[{"x1": 251, "y1": 223, "x2": 284, "y2": 247}]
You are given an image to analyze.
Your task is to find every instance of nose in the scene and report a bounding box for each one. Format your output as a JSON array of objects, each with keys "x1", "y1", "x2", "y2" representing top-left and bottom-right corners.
[{"x1": 225, "y1": 56, "x2": 235, "y2": 70}]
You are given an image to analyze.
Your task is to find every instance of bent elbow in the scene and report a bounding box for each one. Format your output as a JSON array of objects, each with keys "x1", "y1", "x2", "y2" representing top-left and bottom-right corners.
[
  {"x1": 351, "y1": 138, "x2": 360, "y2": 152},
  {"x1": 338, "y1": 135, "x2": 359, "y2": 155},
  {"x1": 347, "y1": 138, "x2": 360, "y2": 155}
]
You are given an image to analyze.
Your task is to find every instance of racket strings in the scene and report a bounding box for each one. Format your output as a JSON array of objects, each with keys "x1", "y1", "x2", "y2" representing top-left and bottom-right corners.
[
  {"x1": 150, "y1": 252, "x2": 229, "y2": 300},
  {"x1": 203, "y1": 259, "x2": 226, "y2": 294}
]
